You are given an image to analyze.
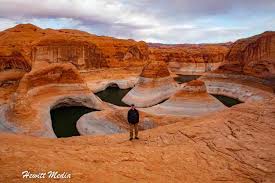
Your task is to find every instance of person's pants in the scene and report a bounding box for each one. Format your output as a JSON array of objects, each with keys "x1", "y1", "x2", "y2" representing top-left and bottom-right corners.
[{"x1": 129, "y1": 123, "x2": 138, "y2": 138}]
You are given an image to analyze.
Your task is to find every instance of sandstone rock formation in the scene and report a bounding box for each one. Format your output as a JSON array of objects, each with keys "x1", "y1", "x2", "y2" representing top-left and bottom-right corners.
[
  {"x1": 2, "y1": 62, "x2": 105, "y2": 137},
  {"x1": 0, "y1": 47, "x2": 31, "y2": 88},
  {"x1": 199, "y1": 73, "x2": 275, "y2": 102},
  {"x1": 77, "y1": 107, "x2": 187, "y2": 136},
  {"x1": 77, "y1": 109, "x2": 156, "y2": 136},
  {"x1": 122, "y1": 60, "x2": 179, "y2": 107},
  {"x1": 218, "y1": 31, "x2": 275, "y2": 79},
  {"x1": 0, "y1": 23, "x2": 149, "y2": 71},
  {"x1": 0, "y1": 24, "x2": 275, "y2": 183},
  {"x1": 32, "y1": 37, "x2": 108, "y2": 69},
  {"x1": 16, "y1": 62, "x2": 84, "y2": 93},
  {"x1": 1, "y1": 97, "x2": 274, "y2": 182},
  {"x1": 142, "y1": 80, "x2": 226, "y2": 116},
  {"x1": 0, "y1": 47, "x2": 31, "y2": 72},
  {"x1": 149, "y1": 43, "x2": 230, "y2": 74}
]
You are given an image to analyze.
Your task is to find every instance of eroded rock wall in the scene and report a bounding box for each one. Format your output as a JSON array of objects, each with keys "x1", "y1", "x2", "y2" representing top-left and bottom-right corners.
[
  {"x1": 218, "y1": 31, "x2": 275, "y2": 79},
  {"x1": 17, "y1": 63, "x2": 84, "y2": 93},
  {"x1": 149, "y1": 44, "x2": 229, "y2": 74},
  {"x1": 0, "y1": 49, "x2": 31, "y2": 72},
  {"x1": 32, "y1": 39, "x2": 107, "y2": 69},
  {"x1": 0, "y1": 24, "x2": 150, "y2": 72}
]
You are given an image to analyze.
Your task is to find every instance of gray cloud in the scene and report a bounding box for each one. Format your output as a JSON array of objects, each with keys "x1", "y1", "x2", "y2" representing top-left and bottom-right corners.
[{"x1": 0, "y1": 0, "x2": 274, "y2": 43}]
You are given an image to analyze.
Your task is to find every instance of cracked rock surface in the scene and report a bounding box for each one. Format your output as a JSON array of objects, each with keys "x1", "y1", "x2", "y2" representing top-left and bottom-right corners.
[{"x1": 0, "y1": 97, "x2": 274, "y2": 183}]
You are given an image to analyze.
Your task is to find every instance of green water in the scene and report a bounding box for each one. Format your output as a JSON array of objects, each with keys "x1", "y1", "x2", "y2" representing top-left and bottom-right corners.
[
  {"x1": 95, "y1": 87, "x2": 131, "y2": 106},
  {"x1": 211, "y1": 95, "x2": 242, "y2": 107},
  {"x1": 51, "y1": 106, "x2": 95, "y2": 138},
  {"x1": 174, "y1": 75, "x2": 201, "y2": 83}
]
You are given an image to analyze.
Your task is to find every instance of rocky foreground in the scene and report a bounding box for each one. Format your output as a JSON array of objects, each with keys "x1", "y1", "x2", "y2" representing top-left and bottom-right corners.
[
  {"x1": 1, "y1": 97, "x2": 275, "y2": 183},
  {"x1": 0, "y1": 24, "x2": 275, "y2": 182}
]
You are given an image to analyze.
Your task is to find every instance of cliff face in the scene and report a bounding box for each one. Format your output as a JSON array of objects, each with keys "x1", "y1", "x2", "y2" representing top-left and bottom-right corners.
[
  {"x1": 0, "y1": 47, "x2": 31, "y2": 72},
  {"x1": 0, "y1": 24, "x2": 149, "y2": 71},
  {"x1": 218, "y1": 31, "x2": 275, "y2": 79},
  {"x1": 32, "y1": 38, "x2": 107, "y2": 69},
  {"x1": 149, "y1": 44, "x2": 230, "y2": 73}
]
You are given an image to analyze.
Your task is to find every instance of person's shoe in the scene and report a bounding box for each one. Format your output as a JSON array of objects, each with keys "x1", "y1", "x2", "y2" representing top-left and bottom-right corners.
[
  {"x1": 129, "y1": 137, "x2": 133, "y2": 141},
  {"x1": 135, "y1": 137, "x2": 139, "y2": 140}
]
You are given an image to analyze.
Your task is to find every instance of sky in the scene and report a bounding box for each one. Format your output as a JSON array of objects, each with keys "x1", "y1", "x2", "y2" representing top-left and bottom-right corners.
[{"x1": 0, "y1": 0, "x2": 274, "y2": 43}]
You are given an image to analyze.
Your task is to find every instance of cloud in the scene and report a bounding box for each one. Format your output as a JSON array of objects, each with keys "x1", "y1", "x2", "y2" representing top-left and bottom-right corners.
[{"x1": 0, "y1": 0, "x2": 274, "y2": 43}]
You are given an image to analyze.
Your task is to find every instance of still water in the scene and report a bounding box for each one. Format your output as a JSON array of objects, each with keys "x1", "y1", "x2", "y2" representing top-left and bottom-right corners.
[
  {"x1": 211, "y1": 94, "x2": 242, "y2": 107},
  {"x1": 95, "y1": 87, "x2": 131, "y2": 106},
  {"x1": 173, "y1": 75, "x2": 201, "y2": 83},
  {"x1": 51, "y1": 106, "x2": 95, "y2": 138}
]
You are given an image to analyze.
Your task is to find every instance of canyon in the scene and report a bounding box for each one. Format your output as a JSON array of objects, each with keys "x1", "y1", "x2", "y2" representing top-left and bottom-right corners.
[
  {"x1": 149, "y1": 43, "x2": 230, "y2": 74},
  {"x1": 0, "y1": 24, "x2": 274, "y2": 183}
]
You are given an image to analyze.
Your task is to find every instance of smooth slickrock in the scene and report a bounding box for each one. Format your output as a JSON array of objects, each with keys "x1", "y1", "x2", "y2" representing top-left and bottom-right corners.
[
  {"x1": 76, "y1": 107, "x2": 192, "y2": 136},
  {"x1": 149, "y1": 43, "x2": 230, "y2": 74},
  {"x1": 0, "y1": 97, "x2": 275, "y2": 182},
  {"x1": 122, "y1": 60, "x2": 179, "y2": 107},
  {"x1": 142, "y1": 80, "x2": 226, "y2": 116},
  {"x1": 1, "y1": 62, "x2": 105, "y2": 137},
  {"x1": 81, "y1": 67, "x2": 142, "y2": 92},
  {"x1": 0, "y1": 24, "x2": 275, "y2": 183},
  {"x1": 218, "y1": 31, "x2": 275, "y2": 79},
  {"x1": 199, "y1": 73, "x2": 274, "y2": 102},
  {"x1": 77, "y1": 109, "x2": 157, "y2": 136},
  {"x1": 87, "y1": 77, "x2": 139, "y2": 93}
]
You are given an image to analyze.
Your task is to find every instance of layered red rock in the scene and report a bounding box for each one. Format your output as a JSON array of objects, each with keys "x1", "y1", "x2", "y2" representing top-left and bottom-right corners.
[
  {"x1": 143, "y1": 80, "x2": 226, "y2": 116},
  {"x1": 1, "y1": 97, "x2": 275, "y2": 182},
  {"x1": 0, "y1": 46, "x2": 31, "y2": 93},
  {"x1": 218, "y1": 31, "x2": 275, "y2": 79},
  {"x1": 149, "y1": 43, "x2": 230, "y2": 74},
  {"x1": 0, "y1": 47, "x2": 31, "y2": 72},
  {"x1": 122, "y1": 60, "x2": 178, "y2": 107},
  {"x1": 31, "y1": 37, "x2": 107, "y2": 69},
  {"x1": 0, "y1": 24, "x2": 149, "y2": 71},
  {"x1": 16, "y1": 62, "x2": 84, "y2": 93},
  {"x1": 182, "y1": 80, "x2": 206, "y2": 93},
  {"x1": 4, "y1": 62, "x2": 104, "y2": 136},
  {"x1": 140, "y1": 60, "x2": 170, "y2": 78}
]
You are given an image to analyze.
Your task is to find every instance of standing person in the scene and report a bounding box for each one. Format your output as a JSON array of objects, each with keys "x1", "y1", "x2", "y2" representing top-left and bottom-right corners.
[{"x1": 127, "y1": 104, "x2": 139, "y2": 140}]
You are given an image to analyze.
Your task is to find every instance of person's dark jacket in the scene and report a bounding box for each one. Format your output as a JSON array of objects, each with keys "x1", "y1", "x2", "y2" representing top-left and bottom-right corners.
[{"x1": 127, "y1": 109, "x2": 139, "y2": 124}]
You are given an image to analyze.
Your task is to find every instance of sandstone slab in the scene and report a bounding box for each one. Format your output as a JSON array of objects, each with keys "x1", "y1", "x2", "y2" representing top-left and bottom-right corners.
[{"x1": 142, "y1": 80, "x2": 227, "y2": 116}]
